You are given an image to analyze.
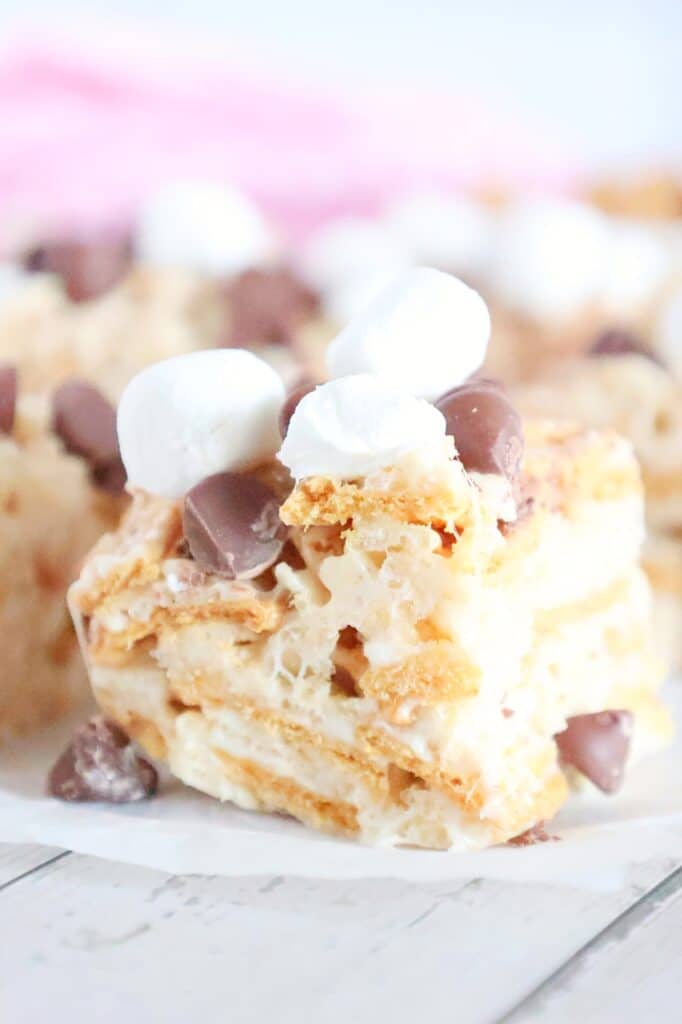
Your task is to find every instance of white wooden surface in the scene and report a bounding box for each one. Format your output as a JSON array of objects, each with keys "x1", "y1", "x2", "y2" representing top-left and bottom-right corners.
[{"x1": 0, "y1": 844, "x2": 680, "y2": 1023}]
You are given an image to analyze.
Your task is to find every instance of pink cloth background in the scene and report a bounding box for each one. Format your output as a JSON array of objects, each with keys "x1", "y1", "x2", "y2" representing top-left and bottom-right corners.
[{"x1": 0, "y1": 25, "x2": 578, "y2": 250}]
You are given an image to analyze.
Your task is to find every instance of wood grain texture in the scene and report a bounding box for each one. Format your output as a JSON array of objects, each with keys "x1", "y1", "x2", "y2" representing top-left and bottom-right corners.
[
  {"x1": 502, "y1": 865, "x2": 682, "y2": 1023},
  {"x1": 0, "y1": 846, "x2": 679, "y2": 1024}
]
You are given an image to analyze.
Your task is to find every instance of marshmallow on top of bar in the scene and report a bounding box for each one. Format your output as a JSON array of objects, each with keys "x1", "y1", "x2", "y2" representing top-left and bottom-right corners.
[{"x1": 116, "y1": 269, "x2": 516, "y2": 509}]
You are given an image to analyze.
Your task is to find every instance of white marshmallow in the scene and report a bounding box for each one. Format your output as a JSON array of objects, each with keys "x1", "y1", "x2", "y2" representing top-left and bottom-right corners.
[
  {"x1": 135, "y1": 181, "x2": 277, "y2": 276},
  {"x1": 654, "y1": 289, "x2": 682, "y2": 381},
  {"x1": 0, "y1": 263, "x2": 30, "y2": 301},
  {"x1": 325, "y1": 268, "x2": 404, "y2": 324},
  {"x1": 386, "y1": 191, "x2": 494, "y2": 277},
  {"x1": 602, "y1": 221, "x2": 669, "y2": 313},
  {"x1": 300, "y1": 217, "x2": 412, "y2": 298},
  {"x1": 325, "y1": 267, "x2": 489, "y2": 399},
  {"x1": 118, "y1": 350, "x2": 285, "y2": 497},
  {"x1": 488, "y1": 198, "x2": 611, "y2": 320},
  {"x1": 278, "y1": 374, "x2": 446, "y2": 480}
]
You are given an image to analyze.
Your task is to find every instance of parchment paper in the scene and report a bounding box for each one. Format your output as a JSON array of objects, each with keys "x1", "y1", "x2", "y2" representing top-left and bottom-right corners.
[{"x1": 1, "y1": 680, "x2": 681, "y2": 890}]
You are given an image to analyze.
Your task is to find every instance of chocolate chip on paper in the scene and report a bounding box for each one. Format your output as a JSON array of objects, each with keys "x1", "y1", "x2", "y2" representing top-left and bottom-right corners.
[
  {"x1": 555, "y1": 709, "x2": 633, "y2": 793},
  {"x1": 47, "y1": 716, "x2": 158, "y2": 803},
  {"x1": 434, "y1": 377, "x2": 524, "y2": 479},
  {"x1": 183, "y1": 471, "x2": 287, "y2": 579},
  {"x1": 0, "y1": 365, "x2": 17, "y2": 435}
]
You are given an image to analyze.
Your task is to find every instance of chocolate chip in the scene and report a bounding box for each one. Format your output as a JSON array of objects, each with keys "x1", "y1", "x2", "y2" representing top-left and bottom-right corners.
[
  {"x1": 555, "y1": 709, "x2": 633, "y2": 793},
  {"x1": 0, "y1": 365, "x2": 17, "y2": 435},
  {"x1": 434, "y1": 378, "x2": 524, "y2": 479},
  {"x1": 90, "y1": 456, "x2": 127, "y2": 495},
  {"x1": 24, "y1": 237, "x2": 132, "y2": 302},
  {"x1": 52, "y1": 379, "x2": 119, "y2": 467},
  {"x1": 588, "y1": 328, "x2": 660, "y2": 364},
  {"x1": 183, "y1": 471, "x2": 286, "y2": 579},
  {"x1": 507, "y1": 822, "x2": 559, "y2": 846},
  {"x1": 223, "y1": 267, "x2": 320, "y2": 348},
  {"x1": 47, "y1": 716, "x2": 157, "y2": 802},
  {"x1": 279, "y1": 378, "x2": 316, "y2": 438}
]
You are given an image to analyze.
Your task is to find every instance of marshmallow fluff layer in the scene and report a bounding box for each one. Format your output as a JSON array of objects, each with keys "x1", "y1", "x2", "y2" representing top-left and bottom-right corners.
[{"x1": 117, "y1": 349, "x2": 284, "y2": 497}]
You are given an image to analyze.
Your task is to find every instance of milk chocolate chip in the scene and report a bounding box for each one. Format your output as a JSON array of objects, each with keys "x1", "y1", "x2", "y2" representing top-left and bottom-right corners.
[
  {"x1": 279, "y1": 379, "x2": 316, "y2": 438},
  {"x1": 0, "y1": 365, "x2": 17, "y2": 435},
  {"x1": 183, "y1": 471, "x2": 286, "y2": 579},
  {"x1": 224, "y1": 267, "x2": 320, "y2": 348},
  {"x1": 47, "y1": 716, "x2": 157, "y2": 802},
  {"x1": 24, "y1": 238, "x2": 132, "y2": 302},
  {"x1": 434, "y1": 378, "x2": 524, "y2": 479},
  {"x1": 52, "y1": 379, "x2": 126, "y2": 493},
  {"x1": 555, "y1": 709, "x2": 633, "y2": 793},
  {"x1": 588, "y1": 328, "x2": 660, "y2": 364}
]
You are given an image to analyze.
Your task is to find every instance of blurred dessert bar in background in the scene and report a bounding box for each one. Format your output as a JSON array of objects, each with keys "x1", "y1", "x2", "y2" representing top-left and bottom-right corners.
[{"x1": 0, "y1": 370, "x2": 125, "y2": 737}]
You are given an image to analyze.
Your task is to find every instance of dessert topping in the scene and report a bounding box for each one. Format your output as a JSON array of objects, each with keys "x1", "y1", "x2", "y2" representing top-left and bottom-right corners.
[
  {"x1": 118, "y1": 349, "x2": 284, "y2": 498},
  {"x1": 24, "y1": 238, "x2": 132, "y2": 302},
  {"x1": 325, "y1": 267, "x2": 490, "y2": 398},
  {"x1": 279, "y1": 378, "x2": 316, "y2": 438},
  {"x1": 278, "y1": 374, "x2": 446, "y2": 480},
  {"x1": 0, "y1": 365, "x2": 17, "y2": 435},
  {"x1": 183, "y1": 471, "x2": 286, "y2": 578},
  {"x1": 434, "y1": 378, "x2": 524, "y2": 480},
  {"x1": 52, "y1": 379, "x2": 126, "y2": 492},
  {"x1": 47, "y1": 717, "x2": 158, "y2": 803},
  {"x1": 588, "y1": 328, "x2": 659, "y2": 363},
  {"x1": 555, "y1": 709, "x2": 633, "y2": 793},
  {"x1": 135, "y1": 180, "x2": 277, "y2": 276},
  {"x1": 224, "y1": 267, "x2": 319, "y2": 348}
]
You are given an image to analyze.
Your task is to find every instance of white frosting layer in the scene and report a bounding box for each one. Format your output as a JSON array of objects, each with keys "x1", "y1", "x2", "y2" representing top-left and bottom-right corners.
[
  {"x1": 135, "y1": 181, "x2": 277, "y2": 276},
  {"x1": 488, "y1": 198, "x2": 611, "y2": 320},
  {"x1": 325, "y1": 267, "x2": 489, "y2": 398},
  {"x1": 386, "y1": 191, "x2": 494, "y2": 277},
  {"x1": 118, "y1": 349, "x2": 284, "y2": 497},
  {"x1": 278, "y1": 374, "x2": 446, "y2": 480}
]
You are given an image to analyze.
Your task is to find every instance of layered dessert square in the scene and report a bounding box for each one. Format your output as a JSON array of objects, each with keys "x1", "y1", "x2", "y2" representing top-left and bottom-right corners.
[{"x1": 67, "y1": 271, "x2": 671, "y2": 848}]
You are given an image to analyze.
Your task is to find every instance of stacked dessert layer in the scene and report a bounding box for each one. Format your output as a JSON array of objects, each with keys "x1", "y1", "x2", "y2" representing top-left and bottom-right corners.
[{"x1": 66, "y1": 270, "x2": 671, "y2": 848}]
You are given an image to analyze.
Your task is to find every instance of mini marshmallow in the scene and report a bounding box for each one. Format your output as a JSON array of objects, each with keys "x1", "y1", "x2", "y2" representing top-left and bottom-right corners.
[
  {"x1": 488, "y1": 198, "x2": 611, "y2": 320},
  {"x1": 0, "y1": 262, "x2": 30, "y2": 300},
  {"x1": 300, "y1": 217, "x2": 412, "y2": 297},
  {"x1": 278, "y1": 374, "x2": 446, "y2": 480},
  {"x1": 118, "y1": 350, "x2": 285, "y2": 497},
  {"x1": 654, "y1": 289, "x2": 682, "y2": 381},
  {"x1": 386, "y1": 192, "x2": 494, "y2": 277},
  {"x1": 135, "y1": 181, "x2": 277, "y2": 276},
  {"x1": 325, "y1": 267, "x2": 490, "y2": 398},
  {"x1": 602, "y1": 221, "x2": 669, "y2": 314}
]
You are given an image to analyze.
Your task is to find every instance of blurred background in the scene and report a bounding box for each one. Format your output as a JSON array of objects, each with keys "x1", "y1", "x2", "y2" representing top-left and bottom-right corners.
[{"x1": 0, "y1": 0, "x2": 679, "y2": 249}]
